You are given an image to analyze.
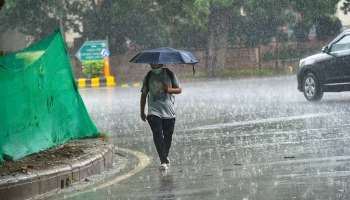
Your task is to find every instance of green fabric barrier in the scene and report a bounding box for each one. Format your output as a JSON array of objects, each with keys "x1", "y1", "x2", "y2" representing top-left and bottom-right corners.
[{"x1": 0, "y1": 30, "x2": 98, "y2": 162}]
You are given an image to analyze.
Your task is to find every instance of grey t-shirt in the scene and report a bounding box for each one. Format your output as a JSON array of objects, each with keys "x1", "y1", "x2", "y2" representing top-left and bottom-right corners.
[{"x1": 141, "y1": 68, "x2": 180, "y2": 119}]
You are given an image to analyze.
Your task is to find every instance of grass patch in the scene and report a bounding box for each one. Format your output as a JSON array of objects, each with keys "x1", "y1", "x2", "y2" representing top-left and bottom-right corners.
[
  {"x1": 219, "y1": 67, "x2": 295, "y2": 78},
  {"x1": 179, "y1": 67, "x2": 294, "y2": 81},
  {"x1": 98, "y1": 132, "x2": 111, "y2": 142}
]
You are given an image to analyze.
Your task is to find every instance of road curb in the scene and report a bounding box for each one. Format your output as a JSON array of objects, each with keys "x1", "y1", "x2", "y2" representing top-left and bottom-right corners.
[
  {"x1": 76, "y1": 79, "x2": 142, "y2": 89},
  {"x1": 56, "y1": 147, "x2": 151, "y2": 199},
  {"x1": 0, "y1": 140, "x2": 114, "y2": 200},
  {"x1": 76, "y1": 76, "x2": 116, "y2": 88}
]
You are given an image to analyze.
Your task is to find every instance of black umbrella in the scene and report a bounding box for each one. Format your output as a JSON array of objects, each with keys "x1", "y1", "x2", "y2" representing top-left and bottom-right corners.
[
  {"x1": 130, "y1": 47, "x2": 199, "y2": 64},
  {"x1": 129, "y1": 47, "x2": 199, "y2": 74}
]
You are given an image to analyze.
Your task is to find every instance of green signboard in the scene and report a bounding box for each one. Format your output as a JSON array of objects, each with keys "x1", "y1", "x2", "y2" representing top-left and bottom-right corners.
[{"x1": 76, "y1": 40, "x2": 108, "y2": 61}]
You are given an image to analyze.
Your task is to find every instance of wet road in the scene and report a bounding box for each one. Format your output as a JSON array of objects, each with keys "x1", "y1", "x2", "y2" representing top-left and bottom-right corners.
[{"x1": 67, "y1": 76, "x2": 350, "y2": 200}]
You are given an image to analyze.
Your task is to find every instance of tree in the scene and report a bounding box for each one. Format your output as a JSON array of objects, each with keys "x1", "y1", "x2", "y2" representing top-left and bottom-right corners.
[
  {"x1": 293, "y1": 22, "x2": 309, "y2": 42},
  {"x1": 0, "y1": 0, "x2": 78, "y2": 41},
  {"x1": 71, "y1": 0, "x2": 204, "y2": 53},
  {"x1": 194, "y1": 0, "x2": 289, "y2": 76},
  {"x1": 238, "y1": 0, "x2": 288, "y2": 46},
  {"x1": 315, "y1": 16, "x2": 342, "y2": 40},
  {"x1": 341, "y1": 0, "x2": 350, "y2": 14},
  {"x1": 288, "y1": 0, "x2": 341, "y2": 41},
  {"x1": 0, "y1": 0, "x2": 169, "y2": 53},
  {"x1": 0, "y1": 0, "x2": 204, "y2": 54},
  {"x1": 157, "y1": 0, "x2": 209, "y2": 50},
  {"x1": 194, "y1": 0, "x2": 244, "y2": 76},
  {"x1": 66, "y1": 0, "x2": 167, "y2": 54},
  {"x1": 235, "y1": 0, "x2": 289, "y2": 69}
]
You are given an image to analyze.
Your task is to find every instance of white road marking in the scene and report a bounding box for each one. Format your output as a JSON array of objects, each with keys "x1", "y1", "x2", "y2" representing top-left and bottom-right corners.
[{"x1": 189, "y1": 113, "x2": 332, "y2": 131}]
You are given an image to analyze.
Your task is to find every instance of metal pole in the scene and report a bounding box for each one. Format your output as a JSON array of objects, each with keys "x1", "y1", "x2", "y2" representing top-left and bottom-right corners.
[{"x1": 104, "y1": 36, "x2": 111, "y2": 77}]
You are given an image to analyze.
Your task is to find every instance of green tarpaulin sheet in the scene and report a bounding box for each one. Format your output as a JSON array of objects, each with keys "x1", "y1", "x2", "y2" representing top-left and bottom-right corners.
[{"x1": 0, "y1": 30, "x2": 98, "y2": 162}]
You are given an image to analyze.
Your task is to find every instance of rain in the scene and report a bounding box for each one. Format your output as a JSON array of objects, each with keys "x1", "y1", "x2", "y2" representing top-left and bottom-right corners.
[
  {"x1": 2, "y1": 0, "x2": 350, "y2": 200},
  {"x1": 67, "y1": 76, "x2": 350, "y2": 200}
]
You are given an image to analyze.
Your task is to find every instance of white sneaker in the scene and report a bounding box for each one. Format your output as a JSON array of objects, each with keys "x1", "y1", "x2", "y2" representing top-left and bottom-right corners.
[
  {"x1": 165, "y1": 157, "x2": 170, "y2": 166},
  {"x1": 159, "y1": 163, "x2": 168, "y2": 170}
]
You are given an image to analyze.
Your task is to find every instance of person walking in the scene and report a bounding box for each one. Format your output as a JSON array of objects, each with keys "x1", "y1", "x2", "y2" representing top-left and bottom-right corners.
[{"x1": 140, "y1": 64, "x2": 182, "y2": 170}]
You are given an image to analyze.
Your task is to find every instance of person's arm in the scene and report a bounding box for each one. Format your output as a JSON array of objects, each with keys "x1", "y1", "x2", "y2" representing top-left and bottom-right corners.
[
  {"x1": 164, "y1": 85, "x2": 182, "y2": 94},
  {"x1": 140, "y1": 93, "x2": 147, "y2": 121},
  {"x1": 164, "y1": 69, "x2": 182, "y2": 94},
  {"x1": 140, "y1": 72, "x2": 150, "y2": 121}
]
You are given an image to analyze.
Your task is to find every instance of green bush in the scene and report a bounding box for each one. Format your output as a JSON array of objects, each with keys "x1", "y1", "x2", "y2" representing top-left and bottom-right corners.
[
  {"x1": 262, "y1": 47, "x2": 317, "y2": 61},
  {"x1": 220, "y1": 68, "x2": 276, "y2": 77},
  {"x1": 315, "y1": 16, "x2": 342, "y2": 40},
  {"x1": 262, "y1": 52, "x2": 275, "y2": 61},
  {"x1": 82, "y1": 60, "x2": 104, "y2": 78}
]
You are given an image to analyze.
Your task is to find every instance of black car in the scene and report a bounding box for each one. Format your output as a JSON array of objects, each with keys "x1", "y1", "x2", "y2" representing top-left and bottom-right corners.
[{"x1": 297, "y1": 29, "x2": 350, "y2": 101}]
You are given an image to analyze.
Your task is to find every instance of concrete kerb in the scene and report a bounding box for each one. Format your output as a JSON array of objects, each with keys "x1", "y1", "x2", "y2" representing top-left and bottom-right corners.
[
  {"x1": 76, "y1": 76, "x2": 116, "y2": 88},
  {"x1": 53, "y1": 147, "x2": 151, "y2": 200},
  {"x1": 0, "y1": 140, "x2": 115, "y2": 200}
]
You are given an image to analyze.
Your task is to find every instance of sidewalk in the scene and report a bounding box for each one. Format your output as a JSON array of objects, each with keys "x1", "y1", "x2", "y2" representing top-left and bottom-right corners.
[{"x1": 0, "y1": 138, "x2": 118, "y2": 200}]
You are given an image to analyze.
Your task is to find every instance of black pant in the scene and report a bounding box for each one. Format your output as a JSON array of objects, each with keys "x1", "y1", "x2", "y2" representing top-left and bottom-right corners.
[{"x1": 147, "y1": 115, "x2": 175, "y2": 164}]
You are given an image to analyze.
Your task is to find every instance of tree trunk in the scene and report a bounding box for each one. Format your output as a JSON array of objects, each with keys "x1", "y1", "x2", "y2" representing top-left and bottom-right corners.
[
  {"x1": 275, "y1": 41, "x2": 279, "y2": 70},
  {"x1": 168, "y1": 16, "x2": 176, "y2": 47},
  {"x1": 206, "y1": 5, "x2": 232, "y2": 77},
  {"x1": 256, "y1": 45, "x2": 261, "y2": 70}
]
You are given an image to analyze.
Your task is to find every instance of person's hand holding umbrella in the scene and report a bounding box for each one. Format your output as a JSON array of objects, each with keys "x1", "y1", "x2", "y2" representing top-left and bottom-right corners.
[{"x1": 162, "y1": 82, "x2": 181, "y2": 94}]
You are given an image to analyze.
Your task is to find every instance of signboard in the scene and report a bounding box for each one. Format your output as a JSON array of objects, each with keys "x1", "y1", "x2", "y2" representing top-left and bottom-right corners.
[
  {"x1": 76, "y1": 40, "x2": 108, "y2": 61},
  {"x1": 101, "y1": 48, "x2": 110, "y2": 57}
]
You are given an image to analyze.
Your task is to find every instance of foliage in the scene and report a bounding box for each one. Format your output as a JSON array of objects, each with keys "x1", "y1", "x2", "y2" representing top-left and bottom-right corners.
[
  {"x1": 237, "y1": 0, "x2": 289, "y2": 47},
  {"x1": 263, "y1": 48, "x2": 304, "y2": 61},
  {"x1": 341, "y1": 0, "x2": 350, "y2": 14},
  {"x1": 82, "y1": 60, "x2": 104, "y2": 78},
  {"x1": 170, "y1": 24, "x2": 208, "y2": 49},
  {"x1": 0, "y1": 0, "x2": 79, "y2": 41},
  {"x1": 288, "y1": 0, "x2": 341, "y2": 41},
  {"x1": 220, "y1": 68, "x2": 278, "y2": 77},
  {"x1": 293, "y1": 22, "x2": 310, "y2": 42},
  {"x1": 315, "y1": 16, "x2": 342, "y2": 40},
  {"x1": 64, "y1": 0, "x2": 205, "y2": 53}
]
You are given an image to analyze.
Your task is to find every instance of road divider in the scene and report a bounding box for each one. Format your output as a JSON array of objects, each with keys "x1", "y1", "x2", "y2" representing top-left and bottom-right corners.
[
  {"x1": 189, "y1": 113, "x2": 332, "y2": 131},
  {"x1": 77, "y1": 76, "x2": 116, "y2": 88},
  {"x1": 76, "y1": 77, "x2": 142, "y2": 89}
]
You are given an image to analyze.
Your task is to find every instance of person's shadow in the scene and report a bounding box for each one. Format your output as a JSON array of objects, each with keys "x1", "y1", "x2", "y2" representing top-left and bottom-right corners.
[{"x1": 157, "y1": 171, "x2": 176, "y2": 200}]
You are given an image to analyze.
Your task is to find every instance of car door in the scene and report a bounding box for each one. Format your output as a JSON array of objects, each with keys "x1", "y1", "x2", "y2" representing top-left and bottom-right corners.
[
  {"x1": 339, "y1": 50, "x2": 350, "y2": 83},
  {"x1": 322, "y1": 54, "x2": 340, "y2": 84},
  {"x1": 329, "y1": 34, "x2": 350, "y2": 83}
]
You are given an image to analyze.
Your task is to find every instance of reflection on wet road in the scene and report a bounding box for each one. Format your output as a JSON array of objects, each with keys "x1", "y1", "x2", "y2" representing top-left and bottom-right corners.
[{"x1": 66, "y1": 76, "x2": 350, "y2": 200}]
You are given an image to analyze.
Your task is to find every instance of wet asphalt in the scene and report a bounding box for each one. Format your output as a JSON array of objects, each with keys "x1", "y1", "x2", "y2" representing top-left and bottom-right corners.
[{"x1": 65, "y1": 76, "x2": 350, "y2": 200}]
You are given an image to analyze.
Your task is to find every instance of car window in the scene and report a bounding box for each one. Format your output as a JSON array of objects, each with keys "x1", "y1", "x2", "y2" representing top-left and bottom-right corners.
[{"x1": 331, "y1": 35, "x2": 350, "y2": 52}]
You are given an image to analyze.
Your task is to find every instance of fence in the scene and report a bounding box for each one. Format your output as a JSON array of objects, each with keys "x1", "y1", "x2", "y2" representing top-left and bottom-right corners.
[{"x1": 71, "y1": 40, "x2": 326, "y2": 83}]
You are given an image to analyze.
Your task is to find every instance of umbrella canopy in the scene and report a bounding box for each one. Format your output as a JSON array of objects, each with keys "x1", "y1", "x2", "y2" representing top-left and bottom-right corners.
[{"x1": 129, "y1": 47, "x2": 199, "y2": 65}]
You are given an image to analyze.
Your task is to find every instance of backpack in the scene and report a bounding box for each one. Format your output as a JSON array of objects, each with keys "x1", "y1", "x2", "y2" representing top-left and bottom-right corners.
[{"x1": 144, "y1": 68, "x2": 176, "y2": 88}]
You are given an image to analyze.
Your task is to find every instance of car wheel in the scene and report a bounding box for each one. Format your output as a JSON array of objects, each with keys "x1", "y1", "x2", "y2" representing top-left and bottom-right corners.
[{"x1": 303, "y1": 73, "x2": 323, "y2": 101}]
